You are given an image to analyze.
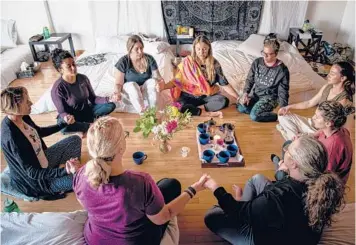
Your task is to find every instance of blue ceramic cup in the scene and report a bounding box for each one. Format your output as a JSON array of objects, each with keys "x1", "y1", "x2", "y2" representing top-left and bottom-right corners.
[
  {"x1": 227, "y1": 144, "x2": 238, "y2": 157},
  {"x1": 199, "y1": 133, "x2": 210, "y2": 145},
  {"x1": 133, "y1": 151, "x2": 147, "y2": 165},
  {"x1": 216, "y1": 151, "x2": 230, "y2": 163},
  {"x1": 197, "y1": 123, "x2": 207, "y2": 133},
  {"x1": 202, "y1": 150, "x2": 215, "y2": 163}
]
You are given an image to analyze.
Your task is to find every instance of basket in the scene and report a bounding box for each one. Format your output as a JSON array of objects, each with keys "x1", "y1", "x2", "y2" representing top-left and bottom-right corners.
[{"x1": 16, "y1": 68, "x2": 35, "y2": 79}]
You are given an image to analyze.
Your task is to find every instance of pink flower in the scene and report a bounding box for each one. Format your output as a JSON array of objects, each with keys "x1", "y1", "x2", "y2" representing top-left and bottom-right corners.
[
  {"x1": 171, "y1": 102, "x2": 182, "y2": 110},
  {"x1": 166, "y1": 120, "x2": 178, "y2": 133},
  {"x1": 217, "y1": 139, "x2": 224, "y2": 146}
]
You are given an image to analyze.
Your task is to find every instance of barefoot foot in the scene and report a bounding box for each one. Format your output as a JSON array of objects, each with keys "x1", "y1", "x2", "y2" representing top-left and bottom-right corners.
[{"x1": 232, "y1": 184, "x2": 243, "y2": 201}]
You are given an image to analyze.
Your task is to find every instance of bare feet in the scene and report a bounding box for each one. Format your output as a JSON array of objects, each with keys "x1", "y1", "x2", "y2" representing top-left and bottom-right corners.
[
  {"x1": 232, "y1": 184, "x2": 243, "y2": 201},
  {"x1": 201, "y1": 110, "x2": 223, "y2": 118}
]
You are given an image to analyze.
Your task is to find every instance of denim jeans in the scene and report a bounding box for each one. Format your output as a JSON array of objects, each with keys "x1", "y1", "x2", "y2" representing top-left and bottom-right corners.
[
  {"x1": 58, "y1": 103, "x2": 116, "y2": 134},
  {"x1": 237, "y1": 96, "x2": 278, "y2": 122},
  {"x1": 272, "y1": 140, "x2": 292, "y2": 180}
]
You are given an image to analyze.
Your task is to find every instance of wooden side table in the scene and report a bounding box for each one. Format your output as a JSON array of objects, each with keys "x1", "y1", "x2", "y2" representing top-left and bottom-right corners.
[
  {"x1": 288, "y1": 28, "x2": 322, "y2": 61},
  {"x1": 29, "y1": 33, "x2": 75, "y2": 61}
]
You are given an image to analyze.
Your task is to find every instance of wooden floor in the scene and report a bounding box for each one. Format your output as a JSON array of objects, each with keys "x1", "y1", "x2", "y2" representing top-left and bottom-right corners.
[{"x1": 1, "y1": 61, "x2": 355, "y2": 245}]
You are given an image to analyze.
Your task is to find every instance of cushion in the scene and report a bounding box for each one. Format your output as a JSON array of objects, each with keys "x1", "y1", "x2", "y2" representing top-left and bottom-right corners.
[
  {"x1": 1, "y1": 19, "x2": 17, "y2": 48},
  {"x1": 0, "y1": 167, "x2": 39, "y2": 202},
  {"x1": 95, "y1": 35, "x2": 170, "y2": 55},
  {"x1": 238, "y1": 34, "x2": 266, "y2": 57},
  {"x1": 95, "y1": 35, "x2": 130, "y2": 54},
  {"x1": 318, "y1": 203, "x2": 355, "y2": 245},
  {"x1": 144, "y1": 41, "x2": 171, "y2": 55},
  {"x1": 1, "y1": 210, "x2": 179, "y2": 245}
]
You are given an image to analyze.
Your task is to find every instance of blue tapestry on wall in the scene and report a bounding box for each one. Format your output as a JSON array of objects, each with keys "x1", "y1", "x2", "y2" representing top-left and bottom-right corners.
[{"x1": 161, "y1": 1, "x2": 263, "y2": 44}]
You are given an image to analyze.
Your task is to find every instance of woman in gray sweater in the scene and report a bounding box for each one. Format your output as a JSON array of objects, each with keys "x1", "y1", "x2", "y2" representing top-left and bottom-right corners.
[{"x1": 237, "y1": 39, "x2": 290, "y2": 122}]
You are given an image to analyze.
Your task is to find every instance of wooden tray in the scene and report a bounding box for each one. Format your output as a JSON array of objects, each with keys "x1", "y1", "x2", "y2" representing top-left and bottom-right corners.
[{"x1": 196, "y1": 126, "x2": 245, "y2": 168}]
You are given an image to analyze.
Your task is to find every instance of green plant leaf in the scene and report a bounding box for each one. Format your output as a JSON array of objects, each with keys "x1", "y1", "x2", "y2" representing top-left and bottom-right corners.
[{"x1": 133, "y1": 127, "x2": 141, "y2": 133}]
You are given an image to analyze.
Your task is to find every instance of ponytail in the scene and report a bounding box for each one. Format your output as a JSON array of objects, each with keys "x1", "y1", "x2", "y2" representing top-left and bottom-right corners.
[
  {"x1": 304, "y1": 172, "x2": 345, "y2": 232},
  {"x1": 84, "y1": 158, "x2": 112, "y2": 188}
]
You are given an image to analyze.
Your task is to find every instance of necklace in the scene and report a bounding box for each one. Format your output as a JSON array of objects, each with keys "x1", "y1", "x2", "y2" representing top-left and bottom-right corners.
[{"x1": 133, "y1": 58, "x2": 146, "y2": 74}]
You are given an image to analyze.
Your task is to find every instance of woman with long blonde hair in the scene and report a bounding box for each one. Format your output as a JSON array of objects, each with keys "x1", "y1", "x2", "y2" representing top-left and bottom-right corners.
[
  {"x1": 73, "y1": 116, "x2": 208, "y2": 245},
  {"x1": 157, "y1": 35, "x2": 237, "y2": 117},
  {"x1": 113, "y1": 35, "x2": 164, "y2": 114}
]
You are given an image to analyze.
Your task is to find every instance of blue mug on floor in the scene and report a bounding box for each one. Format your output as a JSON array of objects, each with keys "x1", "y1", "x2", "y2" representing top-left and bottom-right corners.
[
  {"x1": 202, "y1": 150, "x2": 215, "y2": 163},
  {"x1": 227, "y1": 144, "x2": 238, "y2": 157},
  {"x1": 216, "y1": 151, "x2": 230, "y2": 164},
  {"x1": 133, "y1": 151, "x2": 148, "y2": 165},
  {"x1": 197, "y1": 123, "x2": 207, "y2": 133},
  {"x1": 199, "y1": 133, "x2": 210, "y2": 145}
]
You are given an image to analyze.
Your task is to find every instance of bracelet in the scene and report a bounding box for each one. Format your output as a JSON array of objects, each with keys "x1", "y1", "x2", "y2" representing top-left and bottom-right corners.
[
  {"x1": 184, "y1": 190, "x2": 193, "y2": 198},
  {"x1": 188, "y1": 186, "x2": 196, "y2": 196}
]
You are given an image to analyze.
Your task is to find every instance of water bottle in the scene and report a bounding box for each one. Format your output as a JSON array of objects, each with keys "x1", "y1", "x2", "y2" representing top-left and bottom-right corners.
[
  {"x1": 43, "y1": 27, "x2": 50, "y2": 39},
  {"x1": 3, "y1": 198, "x2": 21, "y2": 213}
]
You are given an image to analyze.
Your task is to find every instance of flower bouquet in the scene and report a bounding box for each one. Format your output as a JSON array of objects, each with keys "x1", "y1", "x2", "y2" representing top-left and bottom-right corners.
[{"x1": 133, "y1": 102, "x2": 192, "y2": 153}]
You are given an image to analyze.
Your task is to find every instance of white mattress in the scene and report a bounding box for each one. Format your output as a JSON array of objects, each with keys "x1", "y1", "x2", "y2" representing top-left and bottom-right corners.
[
  {"x1": 213, "y1": 40, "x2": 326, "y2": 103},
  {"x1": 1, "y1": 45, "x2": 34, "y2": 89},
  {"x1": 32, "y1": 49, "x2": 175, "y2": 114},
  {"x1": 32, "y1": 40, "x2": 326, "y2": 114}
]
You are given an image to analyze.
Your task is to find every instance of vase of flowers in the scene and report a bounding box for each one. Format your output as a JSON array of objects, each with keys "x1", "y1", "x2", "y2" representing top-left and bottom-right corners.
[
  {"x1": 159, "y1": 139, "x2": 171, "y2": 153},
  {"x1": 134, "y1": 102, "x2": 192, "y2": 153}
]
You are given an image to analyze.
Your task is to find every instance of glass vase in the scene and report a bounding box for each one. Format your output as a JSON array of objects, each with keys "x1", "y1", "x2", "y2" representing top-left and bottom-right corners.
[{"x1": 159, "y1": 139, "x2": 171, "y2": 154}]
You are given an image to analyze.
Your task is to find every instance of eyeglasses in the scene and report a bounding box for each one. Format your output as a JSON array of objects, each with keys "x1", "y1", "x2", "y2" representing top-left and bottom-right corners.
[{"x1": 261, "y1": 51, "x2": 276, "y2": 57}]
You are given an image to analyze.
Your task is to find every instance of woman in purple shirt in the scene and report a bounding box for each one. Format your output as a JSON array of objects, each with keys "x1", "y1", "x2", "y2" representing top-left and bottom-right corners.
[
  {"x1": 50, "y1": 49, "x2": 117, "y2": 136},
  {"x1": 73, "y1": 116, "x2": 208, "y2": 245}
]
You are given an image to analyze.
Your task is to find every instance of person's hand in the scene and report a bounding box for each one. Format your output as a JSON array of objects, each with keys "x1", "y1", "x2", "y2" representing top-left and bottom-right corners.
[
  {"x1": 241, "y1": 93, "x2": 250, "y2": 105},
  {"x1": 292, "y1": 133, "x2": 304, "y2": 141},
  {"x1": 278, "y1": 106, "x2": 290, "y2": 116},
  {"x1": 204, "y1": 176, "x2": 220, "y2": 192},
  {"x1": 156, "y1": 79, "x2": 165, "y2": 92},
  {"x1": 65, "y1": 158, "x2": 81, "y2": 174},
  {"x1": 110, "y1": 92, "x2": 121, "y2": 103},
  {"x1": 64, "y1": 114, "x2": 75, "y2": 125},
  {"x1": 191, "y1": 174, "x2": 209, "y2": 192},
  {"x1": 278, "y1": 160, "x2": 288, "y2": 171}
]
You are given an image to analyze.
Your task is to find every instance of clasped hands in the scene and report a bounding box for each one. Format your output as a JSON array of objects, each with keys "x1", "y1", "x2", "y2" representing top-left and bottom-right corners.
[{"x1": 65, "y1": 157, "x2": 81, "y2": 174}]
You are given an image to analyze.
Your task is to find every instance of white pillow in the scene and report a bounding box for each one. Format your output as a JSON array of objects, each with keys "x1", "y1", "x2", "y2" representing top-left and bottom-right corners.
[
  {"x1": 1, "y1": 19, "x2": 17, "y2": 48},
  {"x1": 238, "y1": 34, "x2": 265, "y2": 57},
  {"x1": 211, "y1": 40, "x2": 242, "y2": 51},
  {"x1": 95, "y1": 35, "x2": 130, "y2": 54},
  {"x1": 143, "y1": 41, "x2": 170, "y2": 55}
]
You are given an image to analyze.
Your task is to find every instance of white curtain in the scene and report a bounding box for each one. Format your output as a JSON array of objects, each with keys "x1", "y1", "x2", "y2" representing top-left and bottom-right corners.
[{"x1": 258, "y1": 1, "x2": 308, "y2": 40}]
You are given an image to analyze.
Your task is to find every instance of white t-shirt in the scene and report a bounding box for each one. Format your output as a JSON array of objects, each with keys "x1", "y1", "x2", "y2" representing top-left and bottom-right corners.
[{"x1": 22, "y1": 122, "x2": 49, "y2": 168}]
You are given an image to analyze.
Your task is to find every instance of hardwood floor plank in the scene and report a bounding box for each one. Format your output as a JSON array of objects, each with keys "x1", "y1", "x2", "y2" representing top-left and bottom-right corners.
[{"x1": 1, "y1": 61, "x2": 354, "y2": 244}]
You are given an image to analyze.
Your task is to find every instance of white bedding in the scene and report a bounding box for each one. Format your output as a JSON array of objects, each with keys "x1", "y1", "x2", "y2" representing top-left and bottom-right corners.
[
  {"x1": 213, "y1": 40, "x2": 326, "y2": 103},
  {"x1": 32, "y1": 40, "x2": 326, "y2": 114},
  {"x1": 1, "y1": 45, "x2": 34, "y2": 89},
  {"x1": 31, "y1": 49, "x2": 175, "y2": 114}
]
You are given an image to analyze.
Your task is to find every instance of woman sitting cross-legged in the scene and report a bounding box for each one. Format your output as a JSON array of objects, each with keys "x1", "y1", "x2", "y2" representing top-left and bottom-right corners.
[
  {"x1": 156, "y1": 35, "x2": 238, "y2": 117},
  {"x1": 51, "y1": 48, "x2": 116, "y2": 136},
  {"x1": 113, "y1": 35, "x2": 164, "y2": 113},
  {"x1": 204, "y1": 136, "x2": 345, "y2": 245},
  {"x1": 237, "y1": 39, "x2": 290, "y2": 122},
  {"x1": 1, "y1": 87, "x2": 82, "y2": 199},
  {"x1": 73, "y1": 116, "x2": 209, "y2": 245},
  {"x1": 277, "y1": 61, "x2": 355, "y2": 140}
]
